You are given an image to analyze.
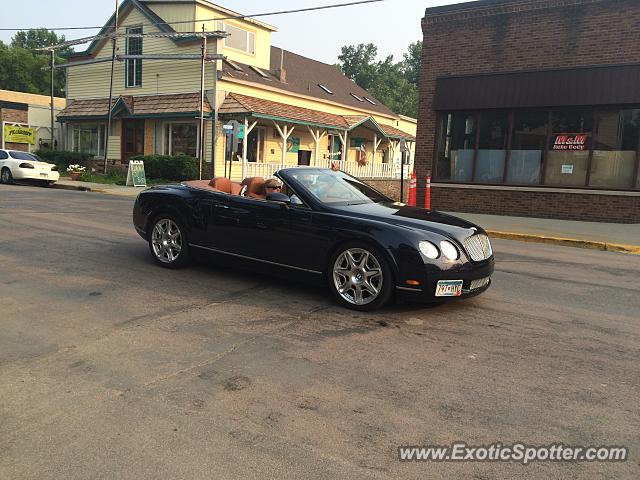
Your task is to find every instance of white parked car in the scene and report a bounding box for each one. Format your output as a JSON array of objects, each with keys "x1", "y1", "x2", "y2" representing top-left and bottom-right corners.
[{"x1": 0, "y1": 149, "x2": 60, "y2": 185}]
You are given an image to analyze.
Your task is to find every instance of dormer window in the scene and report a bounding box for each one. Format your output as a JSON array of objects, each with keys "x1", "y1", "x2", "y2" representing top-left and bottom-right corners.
[
  {"x1": 350, "y1": 93, "x2": 364, "y2": 102},
  {"x1": 318, "y1": 84, "x2": 333, "y2": 95},
  {"x1": 216, "y1": 21, "x2": 255, "y2": 55},
  {"x1": 364, "y1": 97, "x2": 376, "y2": 105}
]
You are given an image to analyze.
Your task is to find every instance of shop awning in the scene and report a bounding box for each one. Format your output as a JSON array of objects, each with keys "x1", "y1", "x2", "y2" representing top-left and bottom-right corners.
[
  {"x1": 435, "y1": 63, "x2": 640, "y2": 110},
  {"x1": 57, "y1": 92, "x2": 212, "y2": 121},
  {"x1": 219, "y1": 93, "x2": 415, "y2": 140}
]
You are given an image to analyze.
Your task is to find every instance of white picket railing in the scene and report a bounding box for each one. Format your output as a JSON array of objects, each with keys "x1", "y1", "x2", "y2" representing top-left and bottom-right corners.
[{"x1": 244, "y1": 160, "x2": 413, "y2": 180}]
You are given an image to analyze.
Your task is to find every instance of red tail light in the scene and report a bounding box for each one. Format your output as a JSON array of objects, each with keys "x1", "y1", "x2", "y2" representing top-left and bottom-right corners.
[
  {"x1": 51, "y1": 165, "x2": 59, "y2": 171},
  {"x1": 19, "y1": 163, "x2": 34, "y2": 169}
]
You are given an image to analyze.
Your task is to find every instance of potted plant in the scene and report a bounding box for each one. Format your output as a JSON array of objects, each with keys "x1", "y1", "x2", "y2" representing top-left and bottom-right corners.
[{"x1": 67, "y1": 164, "x2": 86, "y2": 181}]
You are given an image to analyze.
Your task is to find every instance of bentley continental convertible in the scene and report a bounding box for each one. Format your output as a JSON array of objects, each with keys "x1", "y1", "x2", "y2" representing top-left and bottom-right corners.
[{"x1": 133, "y1": 168, "x2": 494, "y2": 311}]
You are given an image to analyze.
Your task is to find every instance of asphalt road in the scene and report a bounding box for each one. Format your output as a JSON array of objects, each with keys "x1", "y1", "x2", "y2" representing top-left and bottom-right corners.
[{"x1": 1, "y1": 184, "x2": 639, "y2": 479}]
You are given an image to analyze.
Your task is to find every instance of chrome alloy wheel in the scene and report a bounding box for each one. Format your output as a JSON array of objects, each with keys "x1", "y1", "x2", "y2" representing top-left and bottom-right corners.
[
  {"x1": 151, "y1": 219, "x2": 182, "y2": 264},
  {"x1": 1, "y1": 168, "x2": 12, "y2": 184},
  {"x1": 332, "y1": 248, "x2": 384, "y2": 306}
]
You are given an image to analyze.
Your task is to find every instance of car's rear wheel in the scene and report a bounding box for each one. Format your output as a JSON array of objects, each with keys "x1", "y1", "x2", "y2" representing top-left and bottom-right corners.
[
  {"x1": 148, "y1": 215, "x2": 189, "y2": 268},
  {"x1": 329, "y1": 243, "x2": 393, "y2": 311},
  {"x1": 1, "y1": 167, "x2": 13, "y2": 184}
]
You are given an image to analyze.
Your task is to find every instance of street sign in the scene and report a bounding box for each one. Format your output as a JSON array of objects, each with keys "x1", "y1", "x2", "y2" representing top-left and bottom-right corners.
[
  {"x1": 126, "y1": 160, "x2": 147, "y2": 187},
  {"x1": 400, "y1": 138, "x2": 409, "y2": 153},
  {"x1": 236, "y1": 124, "x2": 245, "y2": 139},
  {"x1": 223, "y1": 123, "x2": 233, "y2": 132}
]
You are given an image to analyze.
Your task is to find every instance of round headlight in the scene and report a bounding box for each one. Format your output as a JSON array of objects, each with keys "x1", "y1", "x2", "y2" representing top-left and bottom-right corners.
[
  {"x1": 419, "y1": 241, "x2": 439, "y2": 259},
  {"x1": 439, "y1": 240, "x2": 459, "y2": 261}
]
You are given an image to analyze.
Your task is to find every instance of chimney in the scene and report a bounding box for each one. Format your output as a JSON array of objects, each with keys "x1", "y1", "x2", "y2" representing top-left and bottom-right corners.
[{"x1": 276, "y1": 49, "x2": 287, "y2": 83}]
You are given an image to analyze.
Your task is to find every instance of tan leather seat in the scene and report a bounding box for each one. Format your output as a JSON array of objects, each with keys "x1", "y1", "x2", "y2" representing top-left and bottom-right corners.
[
  {"x1": 209, "y1": 177, "x2": 233, "y2": 193},
  {"x1": 208, "y1": 177, "x2": 242, "y2": 194},
  {"x1": 244, "y1": 177, "x2": 266, "y2": 199}
]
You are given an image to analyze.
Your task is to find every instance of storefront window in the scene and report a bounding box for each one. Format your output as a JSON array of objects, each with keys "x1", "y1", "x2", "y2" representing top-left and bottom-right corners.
[
  {"x1": 436, "y1": 107, "x2": 639, "y2": 190},
  {"x1": 507, "y1": 111, "x2": 547, "y2": 184},
  {"x1": 475, "y1": 111, "x2": 508, "y2": 183},
  {"x1": 590, "y1": 109, "x2": 639, "y2": 188},
  {"x1": 164, "y1": 123, "x2": 197, "y2": 157},
  {"x1": 436, "y1": 113, "x2": 476, "y2": 181},
  {"x1": 544, "y1": 110, "x2": 593, "y2": 186},
  {"x1": 71, "y1": 124, "x2": 105, "y2": 157}
]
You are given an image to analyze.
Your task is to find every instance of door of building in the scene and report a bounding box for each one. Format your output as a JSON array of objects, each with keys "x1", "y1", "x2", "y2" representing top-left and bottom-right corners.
[
  {"x1": 297, "y1": 150, "x2": 312, "y2": 166},
  {"x1": 122, "y1": 119, "x2": 145, "y2": 161}
]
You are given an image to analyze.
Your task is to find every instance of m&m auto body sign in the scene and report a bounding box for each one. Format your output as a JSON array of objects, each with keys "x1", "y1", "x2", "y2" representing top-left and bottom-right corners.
[
  {"x1": 552, "y1": 133, "x2": 589, "y2": 151},
  {"x1": 3, "y1": 125, "x2": 36, "y2": 145}
]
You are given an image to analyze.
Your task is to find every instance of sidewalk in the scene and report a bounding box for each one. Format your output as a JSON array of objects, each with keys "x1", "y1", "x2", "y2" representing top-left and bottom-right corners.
[
  {"x1": 52, "y1": 179, "x2": 639, "y2": 254},
  {"x1": 55, "y1": 178, "x2": 149, "y2": 197},
  {"x1": 447, "y1": 212, "x2": 640, "y2": 254}
]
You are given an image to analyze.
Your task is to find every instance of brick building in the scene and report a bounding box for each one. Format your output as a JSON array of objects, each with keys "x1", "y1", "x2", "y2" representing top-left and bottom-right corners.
[{"x1": 416, "y1": 0, "x2": 640, "y2": 222}]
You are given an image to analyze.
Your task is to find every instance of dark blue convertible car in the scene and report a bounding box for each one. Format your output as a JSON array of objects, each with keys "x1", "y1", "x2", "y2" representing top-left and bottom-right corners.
[{"x1": 133, "y1": 168, "x2": 494, "y2": 311}]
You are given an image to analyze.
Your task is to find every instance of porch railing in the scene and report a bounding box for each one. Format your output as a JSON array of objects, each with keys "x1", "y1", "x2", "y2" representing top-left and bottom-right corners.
[{"x1": 244, "y1": 160, "x2": 413, "y2": 180}]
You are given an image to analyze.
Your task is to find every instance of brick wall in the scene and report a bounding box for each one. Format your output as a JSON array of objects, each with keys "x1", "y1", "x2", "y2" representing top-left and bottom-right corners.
[
  {"x1": 363, "y1": 178, "x2": 409, "y2": 202},
  {"x1": 432, "y1": 185, "x2": 640, "y2": 223},
  {"x1": 416, "y1": 0, "x2": 640, "y2": 218}
]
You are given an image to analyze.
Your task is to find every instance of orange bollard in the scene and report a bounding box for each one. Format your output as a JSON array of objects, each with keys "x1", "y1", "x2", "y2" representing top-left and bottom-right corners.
[
  {"x1": 425, "y1": 175, "x2": 431, "y2": 209},
  {"x1": 408, "y1": 172, "x2": 417, "y2": 206}
]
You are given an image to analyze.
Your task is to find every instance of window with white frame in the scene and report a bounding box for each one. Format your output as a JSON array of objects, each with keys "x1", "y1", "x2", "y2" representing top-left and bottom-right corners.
[
  {"x1": 164, "y1": 122, "x2": 198, "y2": 157},
  {"x1": 216, "y1": 21, "x2": 255, "y2": 54},
  {"x1": 71, "y1": 124, "x2": 105, "y2": 157},
  {"x1": 125, "y1": 26, "x2": 143, "y2": 87}
]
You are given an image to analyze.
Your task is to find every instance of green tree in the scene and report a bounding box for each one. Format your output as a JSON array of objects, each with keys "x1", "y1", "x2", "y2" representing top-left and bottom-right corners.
[
  {"x1": 0, "y1": 29, "x2": 68, "y2": 97},
  {"x1": 337, "y1": 42, "x2": 420, "y2": 117},
  {"x1": 11, "y1": 28, "x2": 73, "y2": 56},
  {"x1": 401, "y1": 41, "x2": 422, "y2": 86}
]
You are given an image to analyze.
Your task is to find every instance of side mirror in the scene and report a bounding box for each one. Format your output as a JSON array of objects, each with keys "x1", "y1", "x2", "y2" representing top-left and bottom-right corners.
[{"x1": 266, "y1": 192, "x2": 291, "y2": 205}]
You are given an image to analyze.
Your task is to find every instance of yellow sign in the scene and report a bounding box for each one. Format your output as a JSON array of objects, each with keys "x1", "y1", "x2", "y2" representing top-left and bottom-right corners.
[{"x1": 3, "y1": 125, "x2": 36, "y2": 145}]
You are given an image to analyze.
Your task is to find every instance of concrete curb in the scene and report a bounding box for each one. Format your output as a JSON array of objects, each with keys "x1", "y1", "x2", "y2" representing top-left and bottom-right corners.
[
  {"x1": 51, "y1": 183, "x2": 93, "y2": 192},
  {"x1": 487, "y1": 230, "x2": 640, "y2": 255}
]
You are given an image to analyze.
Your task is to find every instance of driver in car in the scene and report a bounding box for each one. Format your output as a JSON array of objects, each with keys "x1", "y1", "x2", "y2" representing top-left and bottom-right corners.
[{"x1": 265, "y1": 177, "x2": 283, "y2": 194}]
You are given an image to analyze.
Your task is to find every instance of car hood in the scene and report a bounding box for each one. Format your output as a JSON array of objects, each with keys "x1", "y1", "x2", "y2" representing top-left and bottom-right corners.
[{"x1": 330, "y1": 202, "x2": 482, "y2": 241}]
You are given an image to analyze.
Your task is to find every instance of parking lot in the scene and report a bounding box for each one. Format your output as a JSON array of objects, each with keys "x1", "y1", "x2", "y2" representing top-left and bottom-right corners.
[{"x1": 1, "y1": 184, "x2": 639, "y2": 479}]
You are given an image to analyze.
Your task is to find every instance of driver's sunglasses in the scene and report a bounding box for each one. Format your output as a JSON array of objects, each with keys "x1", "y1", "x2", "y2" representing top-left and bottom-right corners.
[{"x1": 266, "y1": 185, "x2": 281, "y2": 190}]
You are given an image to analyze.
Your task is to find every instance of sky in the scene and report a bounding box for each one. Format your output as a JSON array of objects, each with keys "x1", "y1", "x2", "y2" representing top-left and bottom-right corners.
[{"x1": 0, "y1": 0, "x2": 469, "y2": 64}]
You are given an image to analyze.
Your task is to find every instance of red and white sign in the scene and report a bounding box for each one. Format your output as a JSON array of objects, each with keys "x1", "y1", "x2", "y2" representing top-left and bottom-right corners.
[{"x1": 553, "y1": 133, "x2": 589, "y2": 151}]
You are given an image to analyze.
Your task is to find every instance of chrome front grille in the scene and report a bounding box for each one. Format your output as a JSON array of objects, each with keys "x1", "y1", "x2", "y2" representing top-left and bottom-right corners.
[{"x1": 463, "y1": 234, "x2": 493, "y2": 261}]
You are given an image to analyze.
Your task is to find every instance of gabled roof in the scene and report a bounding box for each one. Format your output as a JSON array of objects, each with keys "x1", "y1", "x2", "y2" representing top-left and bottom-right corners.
[
  {"x1": 58, "y1": 92, "x2": 212, "y2": 120},
  {"x1": 65, "y1": 0, "x2": 223, "y2": 59},
  {"x1": 221, "y1": 46, "x2": 397, "y2": 118},
  {"x1": 218, "y1": 93, "x2": 415, "y2": 140}
]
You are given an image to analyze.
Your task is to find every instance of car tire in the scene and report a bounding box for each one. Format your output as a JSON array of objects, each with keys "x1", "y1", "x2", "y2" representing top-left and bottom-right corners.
[
  {"x1": 148, "y1": 215, "x2": 190, "y2": 269},
  {"x1": 1, "y1": 167, "x2": 13, "y2": 184},
  {"x1": 328, "y1": 242, "x2": 393, "y2": 311}
]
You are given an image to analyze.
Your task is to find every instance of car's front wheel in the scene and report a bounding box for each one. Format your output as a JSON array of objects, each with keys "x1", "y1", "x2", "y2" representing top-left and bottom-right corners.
[
  {"x1": 329, "y1": 243, "x2": 393, "y2": 311},
  {"x1": 148, "y1": 215, "x2": 190, "y2": 268},
  {"x1": 0, "y1": 167, "x2": 13, "y2": 184}
]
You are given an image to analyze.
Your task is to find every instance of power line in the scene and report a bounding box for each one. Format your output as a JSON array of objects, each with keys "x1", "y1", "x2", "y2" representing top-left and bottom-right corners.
[{"x1": 0, "y1": 0, "x2": 384, "y2": 32}]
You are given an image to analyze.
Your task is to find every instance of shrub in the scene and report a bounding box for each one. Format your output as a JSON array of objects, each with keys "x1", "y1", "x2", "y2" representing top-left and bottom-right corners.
[
  {"x1": 129, "y1": 154, "x2": 199, "y2": 181},
  {"x1": 34, "y1": 149, "x2": 92, "y2": 169}
]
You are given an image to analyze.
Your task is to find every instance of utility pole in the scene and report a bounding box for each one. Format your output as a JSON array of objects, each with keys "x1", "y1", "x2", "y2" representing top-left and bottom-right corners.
[
  {"x1": 50, "y1": 49, "x2": 55, "y2": 150},
  {"x1": 104, "y1": 0, "x2": 119, "y2": 173},
  {"x1": 199, "y1": 24, "x2": 207, "y2": 180}
]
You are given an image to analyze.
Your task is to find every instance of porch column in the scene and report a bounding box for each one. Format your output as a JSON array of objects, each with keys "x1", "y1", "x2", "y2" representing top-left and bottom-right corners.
[
  {"x1": 372, "y1": 134, "x2": 382, "y2": 163},
  {"x1": 390, "y1": 140, "x2": 399, "y2": 178},
  {"x1": 273, "y1": 121, "x2": 294, "y2": 169},
  {"x1": 342, "y1": 131, "x2": 348, "y2": 162},
  {"x1": 241, "y1": 118, "x2": 257, "y2": 179},
  {"x1": 307, "y1": 126, "x2": 327, "y2": 166}
]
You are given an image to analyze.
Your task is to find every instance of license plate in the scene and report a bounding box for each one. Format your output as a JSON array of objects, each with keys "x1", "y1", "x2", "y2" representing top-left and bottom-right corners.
[
  {"x1": 435, "y1": 280, "x2": 463, "y2": 297},
  {"x1": 39, "y1": 173, "x2": 48, "y2": 177}
]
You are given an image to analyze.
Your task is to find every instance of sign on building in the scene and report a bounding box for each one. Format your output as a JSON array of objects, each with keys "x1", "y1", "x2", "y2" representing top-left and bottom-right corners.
[{"x1": 3, "y1": 124, "x2": 36, "y2": 145}]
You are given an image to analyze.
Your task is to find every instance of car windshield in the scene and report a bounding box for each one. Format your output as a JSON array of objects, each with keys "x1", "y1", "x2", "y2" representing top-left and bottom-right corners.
[
  {"x1": 289, "y1": 169, "x2": 389, "y2": 205},
  {"x1": 10, "y1": 151, "x2": 41, "y2": 161}
]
